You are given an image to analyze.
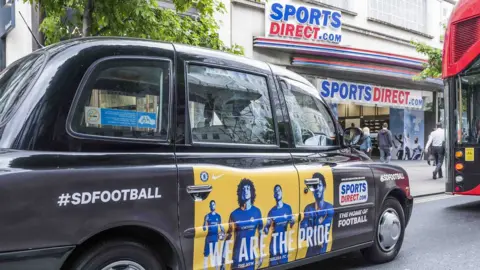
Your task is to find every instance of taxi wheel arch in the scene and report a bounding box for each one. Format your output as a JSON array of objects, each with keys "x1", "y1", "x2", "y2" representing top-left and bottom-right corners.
[
  {"x1": 385, "y1": 189, "x2": 408, "y2": 217},
  {"x1": 361, "y1": 194, "x2": 406, "y2": 264},
  {"x1": 61, "y1": 225, "x2": 178, "y2": 270}
]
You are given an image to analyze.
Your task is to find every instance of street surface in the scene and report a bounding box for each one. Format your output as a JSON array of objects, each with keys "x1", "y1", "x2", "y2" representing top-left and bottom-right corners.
[
  {"x1": 376, "y1": 160, "x2": 445, "y2": 197},
  {"x1": 303, "y1": 194, "x2": 480, "y2": 270}
]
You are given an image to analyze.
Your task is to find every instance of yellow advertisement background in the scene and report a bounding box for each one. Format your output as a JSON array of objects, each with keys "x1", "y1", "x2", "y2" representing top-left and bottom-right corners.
[
  {"x1": 193, "y1": 165, "x2": 300, "y2": 270},
  {"x1": 296, "y1": 165, "x2": 334, "y2": 259}
]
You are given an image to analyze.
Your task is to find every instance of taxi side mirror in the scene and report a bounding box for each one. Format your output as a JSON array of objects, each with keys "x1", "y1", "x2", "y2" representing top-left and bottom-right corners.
[{"x1": 343, "y1": 127, "x2": 364, "y2": 147}]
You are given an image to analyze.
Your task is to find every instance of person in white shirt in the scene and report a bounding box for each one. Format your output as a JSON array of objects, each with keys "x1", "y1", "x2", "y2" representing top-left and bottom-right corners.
[{"x1": 425, "y1": 122, "x2": 445, "y2": 179}]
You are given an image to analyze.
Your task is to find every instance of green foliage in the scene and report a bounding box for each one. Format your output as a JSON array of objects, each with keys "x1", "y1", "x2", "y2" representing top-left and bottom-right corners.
[
  {"x1": 410, "y1": 40, "x2": 442, "y2": 80},
  {"x1": 411, "y1": 24, "x2": 446, "y2": 80},
  {"x1": 25, "y1": 0, "x2": 244, "y2": 55}
]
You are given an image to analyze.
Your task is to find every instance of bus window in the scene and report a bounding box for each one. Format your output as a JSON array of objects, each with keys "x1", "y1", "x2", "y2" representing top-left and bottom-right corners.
[{"x1": 457, "y1": 68, "x2": 480, "y2": 144}]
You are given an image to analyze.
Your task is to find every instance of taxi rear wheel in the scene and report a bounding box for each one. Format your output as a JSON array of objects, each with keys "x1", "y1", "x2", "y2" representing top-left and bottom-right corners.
[
  {"x1": 69, "y1": 239, "x2": 165, "y2": 270},
  {"x1": 361, "y1": 196, "x2": 405, "y2": 264}
]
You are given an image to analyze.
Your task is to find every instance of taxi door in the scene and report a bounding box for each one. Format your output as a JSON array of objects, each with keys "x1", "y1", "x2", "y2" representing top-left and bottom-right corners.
[
  {"x1": 276, "y1": 77, "x2": 376, "y2": 260},
  {"x1": 174, "y1": 50, "x2": 301, "y2": 270}
]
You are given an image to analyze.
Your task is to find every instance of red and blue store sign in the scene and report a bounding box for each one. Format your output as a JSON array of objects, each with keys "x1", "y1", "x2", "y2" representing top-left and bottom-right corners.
[
  {"x1": 265, "y1": 0, "x2": 343, "y2": 44},
  {"x1": 320, "y1": 79, "x2": 425, "y2": 109}
]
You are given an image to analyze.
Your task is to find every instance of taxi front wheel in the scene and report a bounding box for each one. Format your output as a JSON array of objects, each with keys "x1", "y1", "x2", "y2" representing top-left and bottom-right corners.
[
  {"x1": 69, "y1": 239, "x2": 165, "y2": 270},
  {"x1": 361, "y1": 196, "x2": 405, "y2": 264}
]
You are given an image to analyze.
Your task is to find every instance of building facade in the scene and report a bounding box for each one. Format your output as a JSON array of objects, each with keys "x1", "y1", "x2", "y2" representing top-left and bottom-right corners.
[
  {"x1": 216, "y1": 0, "x2": 454, "y2": 159},
  {"x1": 0, "y1": 1, "x2": 41, "y2": 68}
]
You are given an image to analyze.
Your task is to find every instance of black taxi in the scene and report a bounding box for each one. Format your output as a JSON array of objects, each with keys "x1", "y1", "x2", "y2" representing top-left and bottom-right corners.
[{"x1": 0, "y1": 37, "x2": 413, "y2": 270}]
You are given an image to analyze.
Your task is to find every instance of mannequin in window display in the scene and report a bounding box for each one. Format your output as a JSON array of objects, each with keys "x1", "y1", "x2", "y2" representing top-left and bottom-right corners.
[
  {"x1": 403, "y1": 133, "x2": 412, "y2": 160},
  {"x1": 410, "y1": 137, "x2": 423, "y2": 160},
  {"x1": 394, "y1": 134, "x2": 404, "y2": 160}
]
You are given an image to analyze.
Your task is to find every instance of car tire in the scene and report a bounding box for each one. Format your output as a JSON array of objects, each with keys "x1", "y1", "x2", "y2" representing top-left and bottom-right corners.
[
  {"x1": 69, "y1": 239, "x2": 164, "y2": 270},
  {"x1": 361, "y1": 196, "x2": 405, "y2": 264}
]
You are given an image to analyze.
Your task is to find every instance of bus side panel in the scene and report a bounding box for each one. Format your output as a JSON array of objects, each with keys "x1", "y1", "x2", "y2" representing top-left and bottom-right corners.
[{"x1": 452, "y1": 146, "x2": 480, "y2": 194}]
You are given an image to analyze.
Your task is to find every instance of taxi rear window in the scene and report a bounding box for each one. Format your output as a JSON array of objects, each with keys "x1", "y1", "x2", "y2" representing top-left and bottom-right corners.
[{"x1": 0, "y1": 53, "x2": 46, "y2": 124}]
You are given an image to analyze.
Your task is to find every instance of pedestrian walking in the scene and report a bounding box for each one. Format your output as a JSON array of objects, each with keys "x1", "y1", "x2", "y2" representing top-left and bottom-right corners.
[
  {"x1": 378, "y1": 122, "x2": 394, "y2": 163},
  {"x1": 360, "y1": 127, "x2": 372, "y2": 157},
  {"x1": 425, "y1": 122, "x2": 445, "y2": 179},
  {"x1": 426, "y1": 128, "x2": 436, "y2": 166}
]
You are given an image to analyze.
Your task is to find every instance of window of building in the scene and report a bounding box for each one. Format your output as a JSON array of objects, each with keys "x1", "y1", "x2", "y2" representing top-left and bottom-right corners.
[
  {"x1": 187, "y1": 65, "x2": 276, "y2": 145},
  {"x1": 314, "y1": 0, "x2": 352, "y2": 12},
  {"x1": 368, "y1": 0, "x2": 427, "y2": 33},
  {"x1": 280, "y1": 77, "x2": 337, "y2": 147},
  {"x1": 69, "y1": 57, "x2": 171, "y2": 141}
]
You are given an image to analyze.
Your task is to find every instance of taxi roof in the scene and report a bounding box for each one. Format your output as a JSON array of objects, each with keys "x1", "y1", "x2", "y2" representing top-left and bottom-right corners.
[{"x1": 33, "y1": 36, "x2": 319, "y2": 96}]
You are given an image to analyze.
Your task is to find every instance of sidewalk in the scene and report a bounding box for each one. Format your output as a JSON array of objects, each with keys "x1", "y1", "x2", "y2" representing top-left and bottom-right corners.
[{"x1": 373, "y1": 159, "x2": 445, "y2": 197}]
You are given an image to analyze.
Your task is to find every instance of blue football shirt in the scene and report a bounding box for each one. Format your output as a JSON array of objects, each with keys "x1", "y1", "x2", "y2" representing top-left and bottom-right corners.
[{"x1": 230, "y1": 206, "x2": 263, "y2": 269}]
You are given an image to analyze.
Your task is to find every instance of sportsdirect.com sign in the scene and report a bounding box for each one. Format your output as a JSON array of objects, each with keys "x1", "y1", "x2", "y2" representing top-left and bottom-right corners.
[
  {"x1": 320, "y1": 79, "x2": 425, "y2": 109},
  {"x1": 265, "y1": 0, "x2": 342, "y2": 44}
]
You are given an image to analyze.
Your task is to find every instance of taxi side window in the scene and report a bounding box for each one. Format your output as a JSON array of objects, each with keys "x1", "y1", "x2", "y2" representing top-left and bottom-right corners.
[
  {"x1": 279, "y1": 78, "x2": 338, "y2": 147},
  {"x1": 69, "y1": 57, "x2": 171, "y2": 141},
  {"x1": 186, "y1": 65, "x2": 276, "y2": 145}
]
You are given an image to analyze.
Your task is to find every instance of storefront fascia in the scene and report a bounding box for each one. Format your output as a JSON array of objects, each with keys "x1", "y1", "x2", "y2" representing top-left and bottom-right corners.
[{"x1": 300, "y1": 75, "x2": 435, "y2": 159}]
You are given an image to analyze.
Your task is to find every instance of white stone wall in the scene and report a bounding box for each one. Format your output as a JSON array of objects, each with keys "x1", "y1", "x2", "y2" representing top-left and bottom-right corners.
[
  {"x1": 6, "y1": 1, "x2": 33, "y2": 66},
  {"x1": 218, "y1": 0, "x2": 455, "y2": 59}
]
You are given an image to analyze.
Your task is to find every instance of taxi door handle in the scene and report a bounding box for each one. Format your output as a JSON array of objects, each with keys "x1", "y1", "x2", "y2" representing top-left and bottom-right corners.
[
  {"x1": 187, "y1": 185, "x2": 212, "y2": 202},
  {"x1": 304, "y1": 178, "x2": 319, "y2": 192}
]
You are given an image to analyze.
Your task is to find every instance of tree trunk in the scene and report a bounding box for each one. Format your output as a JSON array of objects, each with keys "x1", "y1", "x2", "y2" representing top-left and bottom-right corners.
[{"x1": 82, "y1": 0, "x2": 94, "y2": 37}]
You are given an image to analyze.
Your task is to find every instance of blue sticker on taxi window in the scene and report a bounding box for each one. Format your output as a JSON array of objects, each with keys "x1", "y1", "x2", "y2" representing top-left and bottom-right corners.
[
  {"x1": 85, "y1": 107, "x2": 157, "y2": 129},
  {"x1": 137, "y1": 112, "x2": 157, "y2": 128}
]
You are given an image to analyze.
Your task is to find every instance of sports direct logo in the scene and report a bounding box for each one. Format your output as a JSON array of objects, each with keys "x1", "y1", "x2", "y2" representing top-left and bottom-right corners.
[
  {"x1": 339, "y1": 180, "x2": 368, "y2": 206},
  {"x1": 57, "y1": 187, "x2": 162, "y2": 207}
]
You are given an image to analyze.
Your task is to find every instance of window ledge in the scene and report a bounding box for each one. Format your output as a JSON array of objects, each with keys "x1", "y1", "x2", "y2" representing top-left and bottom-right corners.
[
  {"x1": 300, "y1": 0, "x2": 358, "y2": 16},
  {"x1": 231, "y1": 0, "x2": 265, "y2": 10},
  {"x1": 367, "y1": 17, "x2": 434, "y2": 39}
]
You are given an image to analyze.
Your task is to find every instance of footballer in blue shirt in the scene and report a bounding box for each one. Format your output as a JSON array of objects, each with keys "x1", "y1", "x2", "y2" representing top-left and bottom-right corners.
[
  {"x1": 222, "y1": 178, "x2": 264, "y2": 270},
  {"x1": 264, "y1": 184, "x2": 295, "y2": 266},
  {"x1": 300, "y1": 172, "x2": 334, "y2": 257},
  {"x1": 203, "y1": 200, "x2": 225, "y2": 269}
]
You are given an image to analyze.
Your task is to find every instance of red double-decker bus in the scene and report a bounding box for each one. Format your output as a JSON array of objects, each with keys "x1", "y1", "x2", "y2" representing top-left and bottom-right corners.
[{"x1": 443, "y1": 0, "x2": 480, "y2": 195}]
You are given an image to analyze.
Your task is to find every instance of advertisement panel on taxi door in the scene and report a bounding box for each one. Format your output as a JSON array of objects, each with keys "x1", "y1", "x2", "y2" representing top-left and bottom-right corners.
[
  {"x1": 295, "y1": 166, "x2": 334, "y2": 260},
  {"x1": 192, "y1": 165, "x2": 300, "y2": 269},
  {"x1": 191, "y1": 165, "x2": 335, "y2": 269}
]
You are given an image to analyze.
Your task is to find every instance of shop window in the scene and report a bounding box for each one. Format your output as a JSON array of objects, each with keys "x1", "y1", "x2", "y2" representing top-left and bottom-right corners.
[
  {"x1": 347, "y1": 103, "x2": 360, "y2": 117},
  {"x1": 187, "y1": 65, "x2": 276, "y2": 145},
  {"x1": 337, "y1": 104, "x2": 346, "y2": 117},
  {"x1": 437, "y1": 92, "x2": 444, "y2": 125},
  {"x1": 378, "y1": 106, "x2": 389, "y2": 115},
  {"x1": 69, "y1": 57, "x2": 171, "y2": 141},
  {"x1": 423, "y1": 92, "x2": 434, "y2": 111},
  {"x1": 363, "y1": 105, "x2": 376, "y2": 116}
]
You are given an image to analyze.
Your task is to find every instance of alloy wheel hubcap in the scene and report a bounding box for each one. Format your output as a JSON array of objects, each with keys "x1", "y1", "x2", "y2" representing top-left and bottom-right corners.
[
  {"x1": 377, "y1": 208, "x2": 401, "y2": 252},
  {"x1": 101, "y1": 260, "x2": 146, "y2": 270}
]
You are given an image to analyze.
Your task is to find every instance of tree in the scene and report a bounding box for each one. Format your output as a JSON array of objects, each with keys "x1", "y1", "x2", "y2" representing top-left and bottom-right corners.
[
  {"x1": 410, "y1": 40, "x2": 442, "y2": 80},
  {"x1": 410, "y1": 25, "x2": 445, "y2": 80},
  {"x1": 24, "y1": 0, "x2": 244, "y2": 55}
]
